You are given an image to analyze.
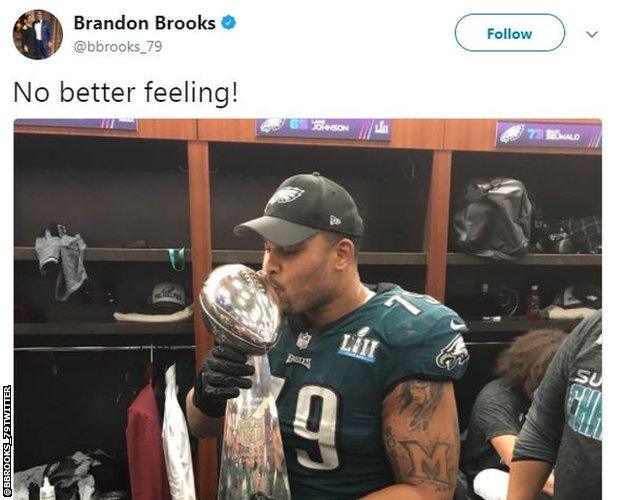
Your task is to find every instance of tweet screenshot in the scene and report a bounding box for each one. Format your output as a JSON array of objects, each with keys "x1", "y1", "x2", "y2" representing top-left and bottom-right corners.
[{"x1": 2, "y1": 1, "x2": 618, "y2": 499}]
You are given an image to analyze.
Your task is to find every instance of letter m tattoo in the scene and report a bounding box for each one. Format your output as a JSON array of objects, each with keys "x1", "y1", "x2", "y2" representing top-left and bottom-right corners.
[{"x1": 399, "y1": 440, "x2": 452, "y2": 487}]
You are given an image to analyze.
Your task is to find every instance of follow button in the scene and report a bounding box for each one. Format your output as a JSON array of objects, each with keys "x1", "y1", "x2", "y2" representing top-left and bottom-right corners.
[{"x1": 455, "y1": 13, "x2": 565, "y2": 52}]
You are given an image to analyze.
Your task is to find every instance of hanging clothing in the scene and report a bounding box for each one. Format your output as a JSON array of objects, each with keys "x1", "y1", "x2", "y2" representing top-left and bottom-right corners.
[
  {"x1": 56, "y1": 232, "x2": 88, "y2": 301},
  {"x1": 126, "y1": 382, "x2": 171, "y2": 500},
  {"x1": 34, "y1": 226, "x2": 89, "y2": 301},
  {"x1": 162, "y1": 363, "x2": 196, "y2": 500}
]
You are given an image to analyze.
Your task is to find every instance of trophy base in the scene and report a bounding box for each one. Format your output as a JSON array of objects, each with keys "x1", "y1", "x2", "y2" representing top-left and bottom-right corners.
[{"x1": 218, "y1": 354, "x2": 291, "y2": 500}]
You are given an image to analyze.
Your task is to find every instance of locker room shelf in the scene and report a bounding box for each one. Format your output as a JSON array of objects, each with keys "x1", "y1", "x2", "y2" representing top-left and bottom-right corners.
[
  {"x1": 14, "y1": 247, "x2": 192, "y2": 262},
  {"x1": 14, "y1": 322, "x2": 194, "y2": 336},
  {"x1": 447, "y1": 253, "x2": 601, "y2": 266},
  {"x1": 13, "y1": 319, "x2": 582, "y2": 336},
  {"x1": 466, "y1": 318, "x2": 582, "y2": 333},
  {"x1": 15, "y1": 247, "x2": 428, "y2": 266},
  {"x1": 211, "y1": 250, "x2": 428, "y2": 266}
]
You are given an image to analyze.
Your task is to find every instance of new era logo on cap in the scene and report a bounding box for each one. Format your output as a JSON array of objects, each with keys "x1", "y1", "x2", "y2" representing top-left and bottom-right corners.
[{"x1": 330, "y1": 215, "x2": 341, "y2": 226}]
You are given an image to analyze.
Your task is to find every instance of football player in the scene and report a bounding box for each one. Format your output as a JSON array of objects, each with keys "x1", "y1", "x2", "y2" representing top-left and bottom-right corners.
[{"x1": 187, "y1": 172, "x2": 469, "y2": 499}]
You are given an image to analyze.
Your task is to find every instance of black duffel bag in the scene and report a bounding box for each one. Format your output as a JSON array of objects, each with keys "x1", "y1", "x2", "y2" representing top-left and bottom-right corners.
[{"x1": 452, "y1": 178, "x2": 532, "y2": 260}]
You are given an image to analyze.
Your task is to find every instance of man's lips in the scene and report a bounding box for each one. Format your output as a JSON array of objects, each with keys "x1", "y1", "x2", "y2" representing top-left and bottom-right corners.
[
  {"x1": 258, "y1": 273, "x2": 285, "y2": 300},
  {"x1": 269, "y1": 282, "x2": 285, "y2": 295}
]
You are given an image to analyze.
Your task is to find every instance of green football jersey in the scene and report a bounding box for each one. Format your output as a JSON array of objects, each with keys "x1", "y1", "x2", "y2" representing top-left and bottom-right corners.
[{"x1": 268, "y1": 283, "x2": 469, "y2": 499}]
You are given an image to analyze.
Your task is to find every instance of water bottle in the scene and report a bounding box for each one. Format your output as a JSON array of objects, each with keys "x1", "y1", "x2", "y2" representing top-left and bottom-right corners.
[{"x1": 526, "y1": 285, "x2": 541, "y2": 320}]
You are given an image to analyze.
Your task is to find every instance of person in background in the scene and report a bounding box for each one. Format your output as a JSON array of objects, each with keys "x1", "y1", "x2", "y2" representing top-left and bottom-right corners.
[
  {"x1": 508, "y1": 310, "x2": 602, "y2": 500},
  {"x1": 33, "y1": 10, "x2": 52, "y2": 59},
  {"x1": 20, "y1": 13, "x2": 37, "y2": 59},
  {"x1": 462, "y1": 328, "x2": 567, "y2": 499}
]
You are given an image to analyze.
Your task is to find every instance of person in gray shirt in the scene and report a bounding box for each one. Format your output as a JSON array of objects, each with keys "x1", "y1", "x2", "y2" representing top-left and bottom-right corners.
[
  {"x1": 462, "y1": 328, "x2": 566, "y2": 499},
  {"x1": 508, "y1": 310, "x2": 602, "y2": 500}
]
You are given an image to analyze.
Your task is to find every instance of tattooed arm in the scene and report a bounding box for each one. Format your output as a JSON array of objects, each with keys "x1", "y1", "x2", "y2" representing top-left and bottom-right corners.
[{"x1": 363, "y1": 380, "x2": 459, "y2": 500}]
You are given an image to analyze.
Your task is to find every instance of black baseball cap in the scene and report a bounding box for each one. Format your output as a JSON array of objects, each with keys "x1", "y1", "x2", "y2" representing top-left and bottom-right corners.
[{"x1": 234, "y1": 172, "x2": 364, "y2": 247}]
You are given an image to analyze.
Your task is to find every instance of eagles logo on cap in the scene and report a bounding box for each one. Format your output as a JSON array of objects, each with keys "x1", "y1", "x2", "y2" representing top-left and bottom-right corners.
[
  {"x1": 265, "y1": 186, "x2": 305, "y2": 210},
  {"x1": 234, "y1": 172, "x2": 364, "y2": 247}
]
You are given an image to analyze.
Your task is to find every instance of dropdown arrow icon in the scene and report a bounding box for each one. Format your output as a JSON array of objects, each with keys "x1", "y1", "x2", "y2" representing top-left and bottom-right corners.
[{"x1": 586, "y1": 31, "x2": 598, "y2": 38}]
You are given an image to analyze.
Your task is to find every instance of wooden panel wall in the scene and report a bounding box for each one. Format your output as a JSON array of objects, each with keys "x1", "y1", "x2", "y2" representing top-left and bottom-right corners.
[
  {"x1": 187, "y1": 141, "x2": 218, "y2": 500},
  {"x1": 14, "y1": 119, "x2": 197, "y2": 140},
  {"x1": 14, "y1": 118, "x2": 602, "y2": 153},
  {"x1": 425, "y1": 151, "x2": 452, "y2": 300}
]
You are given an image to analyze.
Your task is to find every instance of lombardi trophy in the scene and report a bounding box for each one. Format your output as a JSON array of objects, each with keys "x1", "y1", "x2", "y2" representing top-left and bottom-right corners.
[{"x1": 199, "y1": 264, "x2": 291, "y2": 500}]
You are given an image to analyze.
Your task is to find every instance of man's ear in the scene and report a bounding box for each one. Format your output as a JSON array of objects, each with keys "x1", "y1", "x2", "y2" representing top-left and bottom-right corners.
[{"x1": 334, "y1": 238, "x2": 355, "y2": 271}]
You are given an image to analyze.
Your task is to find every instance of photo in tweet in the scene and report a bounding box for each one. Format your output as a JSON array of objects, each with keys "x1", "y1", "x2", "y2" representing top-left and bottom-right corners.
[{"x1": 11, "y1": 118, "x2": 601, "y2": 499}]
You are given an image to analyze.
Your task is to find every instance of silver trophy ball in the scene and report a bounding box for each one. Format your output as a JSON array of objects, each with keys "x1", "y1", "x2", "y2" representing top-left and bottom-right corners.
[{"x1": 199, "y1": 264, "x2": 283, "y2": 355}]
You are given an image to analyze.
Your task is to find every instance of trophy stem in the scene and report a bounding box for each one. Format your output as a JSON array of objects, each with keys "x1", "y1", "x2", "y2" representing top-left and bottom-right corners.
[{"x1": 218, "y1": 354, "x2": 291, "y2": 500}]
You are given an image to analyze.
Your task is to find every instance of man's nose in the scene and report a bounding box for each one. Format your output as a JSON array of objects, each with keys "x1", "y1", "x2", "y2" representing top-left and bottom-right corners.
[{"x1": 262, "y1": 248, "x2": 281, "y2": 276}]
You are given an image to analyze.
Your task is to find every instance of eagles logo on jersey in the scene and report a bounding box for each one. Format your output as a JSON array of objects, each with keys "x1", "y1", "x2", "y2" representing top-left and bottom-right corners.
[
  {"x1": 436, "y1": 334, "x2": 469, "y2": 371},
  {"x1": 267, "y1": 283, "x2": 470, "y2": 499}
]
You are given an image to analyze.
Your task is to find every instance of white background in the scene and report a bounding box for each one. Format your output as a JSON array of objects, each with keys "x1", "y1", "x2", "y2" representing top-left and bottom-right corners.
[{"x1": 1, "y1": 0, "x2": 621, "y2": 496}]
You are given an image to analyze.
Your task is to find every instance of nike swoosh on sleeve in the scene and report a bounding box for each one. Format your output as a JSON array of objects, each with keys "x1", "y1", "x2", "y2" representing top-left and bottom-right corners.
[{"x1": 450, "y1": 319, "x2": 468, "y2": 331}]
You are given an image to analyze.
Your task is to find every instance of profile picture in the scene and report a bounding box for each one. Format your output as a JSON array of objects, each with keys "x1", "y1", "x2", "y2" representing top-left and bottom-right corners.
[{"x1": 13, "y1": 9, "x2": 63, "y2": 60}]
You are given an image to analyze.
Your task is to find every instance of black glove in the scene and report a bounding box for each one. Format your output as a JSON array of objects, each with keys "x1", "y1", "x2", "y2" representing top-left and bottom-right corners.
[{"x1": 193, "y1": 344, "x2": 255, "y2": 418}]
